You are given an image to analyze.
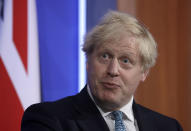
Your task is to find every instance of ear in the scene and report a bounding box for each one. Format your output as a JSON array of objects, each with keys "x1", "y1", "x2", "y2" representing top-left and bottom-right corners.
[
  {"x1": 141, "y1": 69, "x2": 149, "y2": 82},
  {"x1": 86, "y1": 61, "x2": 88, "y2": 70},
  {"x1": 86, "y1": 59, "x2": 89, "y2": 71}
]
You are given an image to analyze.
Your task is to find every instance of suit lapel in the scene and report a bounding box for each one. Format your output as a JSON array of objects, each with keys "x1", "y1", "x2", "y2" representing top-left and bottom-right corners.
[
  {"x1": 73, "y1": 87, "x2": 158, "y2": 131},
  {"x1": 133, "y1": 102, "x2": 157, "y2": 131},
  {"x1": 72, "y1": 87, "x2": 110, "y2": 131}
]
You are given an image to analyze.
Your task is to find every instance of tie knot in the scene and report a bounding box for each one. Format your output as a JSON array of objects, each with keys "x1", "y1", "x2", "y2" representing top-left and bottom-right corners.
[{"x1": 112, "y1": 111, "x2": 123, "y2": 119}]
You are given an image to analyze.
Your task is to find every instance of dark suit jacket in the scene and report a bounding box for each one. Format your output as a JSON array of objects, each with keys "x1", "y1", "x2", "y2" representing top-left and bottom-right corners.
[{"x1": 21, "y1": 87, "x2": 183, "y2": 131}]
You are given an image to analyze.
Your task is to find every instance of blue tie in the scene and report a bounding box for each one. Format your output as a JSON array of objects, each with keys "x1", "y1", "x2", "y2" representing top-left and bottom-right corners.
[{"x1": 112, "y1": 111, "x2": 126, "y2": 131}]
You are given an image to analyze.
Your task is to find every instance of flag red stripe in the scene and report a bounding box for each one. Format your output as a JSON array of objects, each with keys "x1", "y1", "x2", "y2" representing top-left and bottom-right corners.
[
  {"x1": 13, "y1": 0, "x2": 28, "y2": 72},
  {"x1": 0, "y1": 58, "x2": 24, "y2": 131}
]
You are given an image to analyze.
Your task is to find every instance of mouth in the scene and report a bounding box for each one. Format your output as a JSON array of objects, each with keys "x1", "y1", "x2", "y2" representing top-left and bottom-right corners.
[{"x1": 101, "y1": 82, "x2": 120, "y2": 89}]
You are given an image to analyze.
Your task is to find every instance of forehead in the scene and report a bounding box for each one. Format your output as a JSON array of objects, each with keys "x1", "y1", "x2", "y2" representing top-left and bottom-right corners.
[{"x1": 96, "y1": 36, "x2": 139, "y2": 56}]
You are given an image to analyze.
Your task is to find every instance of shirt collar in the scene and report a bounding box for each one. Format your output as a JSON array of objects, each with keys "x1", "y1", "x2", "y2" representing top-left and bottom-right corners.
[{"x1": 87, "y1": 85, "x2": 135, "y2": 122}]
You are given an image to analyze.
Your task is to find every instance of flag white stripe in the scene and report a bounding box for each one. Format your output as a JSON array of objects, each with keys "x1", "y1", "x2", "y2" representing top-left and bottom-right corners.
[{"x1": 0, "y1": 0, "x2": 40, "y2": 110}]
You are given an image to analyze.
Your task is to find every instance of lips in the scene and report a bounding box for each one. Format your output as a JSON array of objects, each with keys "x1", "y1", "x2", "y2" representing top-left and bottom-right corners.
[{"x1": 101, "y1": 82, "x2": 120, "y2": 89}]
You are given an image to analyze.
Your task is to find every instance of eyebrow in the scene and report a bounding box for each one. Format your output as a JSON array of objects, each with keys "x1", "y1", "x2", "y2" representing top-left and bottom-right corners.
[{"x1": 99, "y1": 47, "x2": 138, "y2": 57}]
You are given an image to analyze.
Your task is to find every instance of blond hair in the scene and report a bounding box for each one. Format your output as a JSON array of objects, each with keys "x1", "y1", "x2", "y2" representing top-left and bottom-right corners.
[{"x1": 83, "y1": 11, "x2": 157, "y2": 71}]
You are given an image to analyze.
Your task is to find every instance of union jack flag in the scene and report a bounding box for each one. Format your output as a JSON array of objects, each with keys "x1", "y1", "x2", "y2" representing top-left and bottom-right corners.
[{"x1": 0, "y1": 0, "x2": 40, "y2": 130}]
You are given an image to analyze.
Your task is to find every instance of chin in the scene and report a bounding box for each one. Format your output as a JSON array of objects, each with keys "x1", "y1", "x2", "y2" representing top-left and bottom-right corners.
[
  {"x1": 96, "y1": 95, "x2": 123, "y2": 111},
  {"x1": 100, "y1": 100, "x2": 123, "y2": 112}
]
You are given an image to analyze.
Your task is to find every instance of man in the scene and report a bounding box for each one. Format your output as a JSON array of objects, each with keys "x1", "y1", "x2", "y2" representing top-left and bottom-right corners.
[{"x1": 21, "y1": 11, "x2": 183, "y2": 131}]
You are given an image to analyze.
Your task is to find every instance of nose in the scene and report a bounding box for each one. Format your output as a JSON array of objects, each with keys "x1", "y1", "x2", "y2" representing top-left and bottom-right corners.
[{"x1": 107, "y1": 59, "x2": 120, "y2": 77}]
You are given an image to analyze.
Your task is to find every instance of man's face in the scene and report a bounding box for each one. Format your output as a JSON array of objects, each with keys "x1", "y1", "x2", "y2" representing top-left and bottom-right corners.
[{"x1": 86, "y1": 36, "x2": 148, "y2": 111}]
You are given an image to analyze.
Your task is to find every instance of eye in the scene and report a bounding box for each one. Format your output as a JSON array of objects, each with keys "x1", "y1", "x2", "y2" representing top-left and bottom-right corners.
[
  {"x1": 122, "y1": 58, "x2": 129, "y2": 63},
  {"x1": 97, "y1": 52, "x2": 111, "y2": 64},
  {"x1": 101, "y1": 53, "x2": 109, "y2": 59},
  {"x1": 120, "y1": 57, "x2": 134, "y2": 69}
]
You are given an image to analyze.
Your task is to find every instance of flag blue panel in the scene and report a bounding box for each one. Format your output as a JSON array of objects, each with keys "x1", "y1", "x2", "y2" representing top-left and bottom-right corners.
[{"x1": 36, "y1": 1, "x2": 79, "y2": 102}]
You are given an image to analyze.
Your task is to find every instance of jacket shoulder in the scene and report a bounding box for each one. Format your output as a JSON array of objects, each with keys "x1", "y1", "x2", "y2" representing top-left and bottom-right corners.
[
  {"x1": 21, "y1": 95, "x2": 81, "y2": 131},
  {"x1": 134, "y1": 103, "x2": 183, "y2": 131},
  {"x1": 25, "y1": 95, "x2": 78, "y2": 118}
]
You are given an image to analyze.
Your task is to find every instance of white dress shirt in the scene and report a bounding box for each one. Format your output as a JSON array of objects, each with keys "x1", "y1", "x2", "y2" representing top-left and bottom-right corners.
[{"x1": 87, "y1": 86, "x2": 139, "y2": 131}]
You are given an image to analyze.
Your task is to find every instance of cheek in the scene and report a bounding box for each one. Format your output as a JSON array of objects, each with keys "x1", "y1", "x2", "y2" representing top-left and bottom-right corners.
[
  {"x1": 92, "y1": 61, "x2": 106, "y2": 76},
  {"x1": 87, "y1": 62, "x2": 105, "y2": 84},
  {"x1": 121, "y1": 71, "x2": 143, "y2": 89}
]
